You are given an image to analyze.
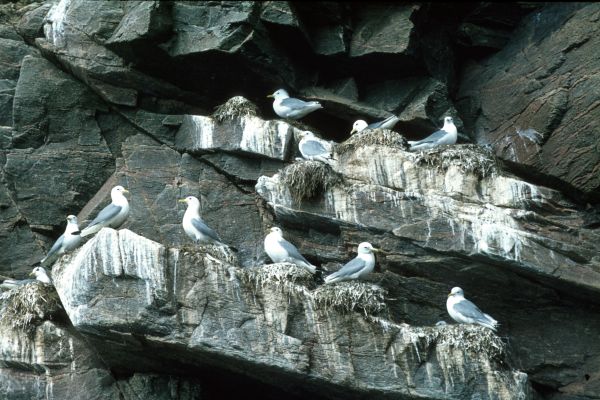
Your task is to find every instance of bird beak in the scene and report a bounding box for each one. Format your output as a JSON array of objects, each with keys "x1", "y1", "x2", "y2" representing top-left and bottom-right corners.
[
  {"x1": 122, "y1": 189, "x2": 129, "y2": 194},
  {"x1": 178, "y1": 199, "x2": 187, "y2": 203},
  {"x1": 29, "y1": 271, "x2": 34, "y2": 276},
  {"x1": 447, "y1": 293, "x2": 452, "y2": 298},
  {"x1": 372, "y1": 248, "x2": 386, "y2": 254},
  {"x1": 267, "y1": 94, "x2": 274, "y2": 98},
  {"x1": 350, "y1": 128, "x2": 356, "y2": 134}
]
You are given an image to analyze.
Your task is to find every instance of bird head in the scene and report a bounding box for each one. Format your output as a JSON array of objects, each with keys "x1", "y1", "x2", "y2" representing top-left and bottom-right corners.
[
  {"x1": 30, "y1": 266, "x2": 47, "y2": 278},
  {"x1": 178, "y1": 196, "x2": 200, "y2": 208},
  {"x1": 66, "y1": 215, "x2": 78, "y2": 224},
  {"x1": 268, "y1": 226, "x2": 283, "y2": 236},
  {"x1": 443, "y1": 116, "x2": 454, "y2": 126},
  {"x1": 448, "y1": 286, "x2": 464, "y2": 298},
  {"x1": 267, "y1": 89, "x2": 289, "y2": 99},
  {"x1": 112, "y1": 185, "x2": 129, "y2": 196},
  {"x1": 351, "y1": 120, "x2": 368, "y2": 134},
  {"x1": 299, "y1": 130, "x2": 314, "y2": 139},
  {"x1": 357, "y1": 242, "x2": 382, "y2": 254}
]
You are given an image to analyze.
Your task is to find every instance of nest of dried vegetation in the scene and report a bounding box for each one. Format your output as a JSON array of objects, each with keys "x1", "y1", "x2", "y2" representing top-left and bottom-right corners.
[
  {"x1": 433, "y1": 324, "x2": 506, "y2": 361},
  {"x1": 279, "y1": 160, "x2": 344, "y2": 203},
  {"x1": 337, "y1": 128, "x2": 409, "y2": 155},
  {"x1": 411, "y1": 144, "x2": 501, "y2": 178},
  {"x1": 311, "y1": 281, "x2": 388, "y2": 316},
  {"x1": 0, "y1": 282, "x2": 63, "y2": 335},
  {"x1": 213, "y1": 96, "x2": 259, "y2": 122},
  {"x1": 237, "y1": 263, "x2": 316, "y2": 295}
]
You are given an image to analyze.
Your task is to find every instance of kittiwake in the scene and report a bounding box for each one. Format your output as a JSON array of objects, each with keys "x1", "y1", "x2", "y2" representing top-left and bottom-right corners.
[
  {"x1": 446, "y1": 287, "x2": 499, "y2": 331},
  {"x1": 324, "y1": 242, "x2": 381, "y2": 284},
  {"x1": 264, "y1": 227, "x2": 317, "y2": 274},
  {"x1": 351, "y1": 115, "x2": 400, "y2": 134},
  {"x1": 41, "y1": 215, "x2": 82, "y2": 266},
  {"x1": 268, "y1": 89, "x2": 322, "y2": 120},
  {"x1": 179, "y1": 196, "x2": 228, "y2": 247},
  {"x1": 408, "y1": 116, "x2": 457, "y2": 151},
  {"x1": 298, "y1": 131, "x2": 335, "y2": 164},
  {"x1": 81, "y1": 185, "x2": 130, "y2": 237},
  {"x1": 0, "y1": 267, "x2": 52, "y2": 290}
]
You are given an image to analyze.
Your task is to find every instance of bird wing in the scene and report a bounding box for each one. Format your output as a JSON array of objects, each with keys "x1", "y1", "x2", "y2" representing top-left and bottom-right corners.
[
  {"x1": 42, "y1": 234, "x2": 65, "y2": 261},
  {"x1": 86, "y1": 203, "x2": 122, "y2": 228},
  {"x1": 368, "y1": 115, "x2": 397, "y2": 129},
  {"x1": 0, "y1": 278, "x2": 35, "y2": 290},
  {"x1": 280, "y1": 97, "x2": 311, "y2": 110},
  {"x1": 326, "y1": 257, "x2": 366, "y2": 280},
  {"x1": 300, "y1": 140, "x2": 329, "y2": 156},
  {"x1": 411, "y1": 129, "x2": 448, "y2": 145},
  {"x1": 278, "y1": 238, "x2": 311, "y2": 264},
  {"x1": 453, "y1": 299, "x2": 487, "y2": 320},
  {"x1": 191, "y1": 218, "x2": 222, "y2": 243}
]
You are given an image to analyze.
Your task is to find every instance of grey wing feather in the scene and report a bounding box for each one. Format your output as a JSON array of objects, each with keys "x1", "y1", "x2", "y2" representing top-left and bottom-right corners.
[
  {"x1": 191, "y1": 218, "x2": 222, "y2": 243},
  {"x1": 453, "y1": 299, "x2": 487, "y2": 320},
  {"x1": 301, "y1": 140, "x2": 328, "y2": 156},
  {"x1": 327, "y1": 257, "x2": 366, "y2": 280},
  {"x1": 43, "y1": 234, "x2": 65, "y2": 260},
  {"x1": 87, "y1": 203, "x2": 122, "y2": 228},
  {"x1": 368, "y1": 115, "x2": 397, "y2": 129},
  {"x1": 280, "y1": 97, "x2": 311, "y2": 110},
  {"x1": 411, "y1": 129, "x2": 448, "y2": 145},
  {"x1": 279, "y1": 239, "x2": 311, "y2": 264}
]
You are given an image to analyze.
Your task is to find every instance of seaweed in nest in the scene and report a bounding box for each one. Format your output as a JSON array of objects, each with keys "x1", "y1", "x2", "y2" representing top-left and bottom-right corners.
[
  {"x1": 0, "y1": 283, "x2": 63, "y2": 336},
  {"x1": 311, "y1": 281, "x2": 387, "y2": 316},
  {"x1": 237, "y1": 263, "x2": 316, "y2": 295},
  {"x1": 337, "y1": 128, "x2": 409, "y2": 155},
  {"x1": 213, "y1": 96, "x2": 259, "y2": 122},
  {"x1": 279, "y1": 160, "x2": 344, "y2": 203},
  {"x1": 411, "y1": 144, "x2": 501, "y2": 178},
  {"x1": 435, "y1": 324, "x2": 506, "y2": 361}
]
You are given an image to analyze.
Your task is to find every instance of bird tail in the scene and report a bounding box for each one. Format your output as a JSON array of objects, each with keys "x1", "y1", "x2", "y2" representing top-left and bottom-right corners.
[
  {"x1": 323, "y1": 271, "x2": 341, "y2": 284},
  {"x1": 480, "y1": 314, "x2": 499, "y2": 331},
  {"x1": 301, "y1": 262, "x2": 317, "y2": 274}
]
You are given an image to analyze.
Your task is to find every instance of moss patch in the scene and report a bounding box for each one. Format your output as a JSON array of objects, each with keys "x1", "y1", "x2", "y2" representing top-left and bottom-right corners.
[
  {"x1": 279, "y1": 160, "x2": 344, "y2": 203},
  {"x1": 0, "y1": 283, "x2": 63, "y2": 336},
  {"x1": 411, "y1": 144, "x2": 501, "y2": 178},
  {"x1": 312, "y1": 281, "x2": 387, "y2": 316},
  {"x1": 337, "y1": 128, "x2": 409, "y2": 155},
  {"x1": 213, "y1": 96, "x2": 259, "y2": 122}
]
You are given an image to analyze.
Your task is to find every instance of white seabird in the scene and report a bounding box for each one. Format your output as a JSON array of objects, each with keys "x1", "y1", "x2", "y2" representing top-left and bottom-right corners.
[
  {"x1": 80, "y1": 185, "x2": 130, "y2": 237},
  {"x1": 264, "y1": 227, "x2": 317, "y2": 274},
  {"x1": 179, "y1": 196, "x2": 227, "y2": 246},
  {"x1": 298, "y1": 131, "x2": 335, "y2": 164},
  {"x1": 446, "y1": 287, "x2": 499, "y2": 331},
  {"x1": 40, "y1": 215, "x2": 82, "y2": 266},
  {"x1": 350, "y1": 115, "x2": 400, "y2": 134},
  {"x1": 324, "y1": 242, "x2": 381, "y2": 284},
  {"x1": 0, "y1": 266, "x2": 52, "y2": 290},
  {"x1": 408, "y1": 116, "x2": 457, "y2": 151},
  {"x1": 268, "y1": 89, "x2": 323, "y2": 120}
]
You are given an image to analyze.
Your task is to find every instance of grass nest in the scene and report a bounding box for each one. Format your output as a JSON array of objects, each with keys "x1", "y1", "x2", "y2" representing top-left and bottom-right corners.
[
  {"x1": 237, "y1": 263, "x2": 316, "y2": 294},
  {"x1": 311, "y1": 281, "x2": 387, "y2": 316},
  {"x1": 0, "y1": 283, "x2": 63, "y2": 336},
  {"x1": 435, "y1": 324, "x2": 506, "y2": 361},
  {"x1": 213, "y1": 96, "x2": 259, "y2": 123},
  {"x1": 337, "y1": 128, "x2": 409, "y2": 155},
  {"x1": 279, "y1": 160, "x2": 344, "y2": 204},
  {"x1": 411, "y1": 144, "x2": 501, "y2": 178},
  {"x1": 181, "y1": 244, "x2": 238, "y2": 266}
]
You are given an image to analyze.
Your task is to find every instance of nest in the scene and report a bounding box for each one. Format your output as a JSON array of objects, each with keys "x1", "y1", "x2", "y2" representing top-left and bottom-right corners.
[
  {"x1": 237, "y1": 263, "x2": 316, "y2": 294},
  {"x1": 311, "y1": 281, "x2": 387, "y2": 316},
  {"x1": 411, "y1": 144, "x2": 501, "y2": 178},
  {"x1": 337, "y1": 128, "x2": 409, "y2": 155},
  {"x1": 213, "y1": 96, "x2": 259, "y2": 122},
  {"x1": 279, "y1": 160, "x2": 344, "y2": 203},
  {"x1": 182, "y1": 244, "x2": 238, "y2": 266},
  {"x1": 435, "y1": 324, "x2": 506, "y2": 361},
  {"x1": 0, "y1": 282, "x2": 63, "y2": 335}
]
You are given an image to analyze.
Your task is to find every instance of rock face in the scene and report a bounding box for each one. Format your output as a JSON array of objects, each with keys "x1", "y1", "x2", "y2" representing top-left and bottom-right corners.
[{"x1": 1, "y1": 1, "x2": 599, "y2": 399}]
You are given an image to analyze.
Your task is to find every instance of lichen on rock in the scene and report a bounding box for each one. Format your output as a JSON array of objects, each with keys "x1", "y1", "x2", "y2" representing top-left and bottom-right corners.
[
  {"x1": 278, "y1": 160, "x2": 344, "y2": 203},
  {"x1": 212, "y1": 96, "x2": 259, "y2": 123}
]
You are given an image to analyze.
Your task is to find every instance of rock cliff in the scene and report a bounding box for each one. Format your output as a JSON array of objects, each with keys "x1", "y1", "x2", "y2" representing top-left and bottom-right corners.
[{"x1": 0, "y1": 1, "x2": 599, "y2": 399}]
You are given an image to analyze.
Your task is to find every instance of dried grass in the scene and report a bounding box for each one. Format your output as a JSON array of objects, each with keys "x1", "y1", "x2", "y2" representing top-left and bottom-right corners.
[
  {"x1": 213, "y1": 96, "x2": 259, "y2": 122},
  {"x1": 411, "y1": 144, "x2": 501, "y2": 178},
  {"x1": 237, "y1": 263, "x2": 316, "y2": 295},
  {"x1": 434, "y1": 324, "x2": 506, "y2": 361},
  {"x1": 311, "y1": 281, "x2": 387, "y2": 316},
  {"x1": 0, "y1": 283, "x2": 63, "y2": 335},
  {"x1": 337, "y1": 128, "x2": 409, "y2": 155},
  {"x1": 279, "y1": 160, "x2": 344, "y2": 203}
]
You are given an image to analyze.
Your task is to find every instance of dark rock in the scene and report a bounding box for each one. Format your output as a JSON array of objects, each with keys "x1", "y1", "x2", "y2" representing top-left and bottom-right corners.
[
  {"x1": 16, "y1": 3, "x2": 52, "y2": 43},
  {"x1": 457, "y1": 3, "x2": 600, "y2": 201}
]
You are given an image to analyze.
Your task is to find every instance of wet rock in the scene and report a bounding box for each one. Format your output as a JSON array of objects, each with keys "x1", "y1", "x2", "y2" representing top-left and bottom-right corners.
[{"x1": 17, "y1": 3, "x2": 52, "y2": 43}]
